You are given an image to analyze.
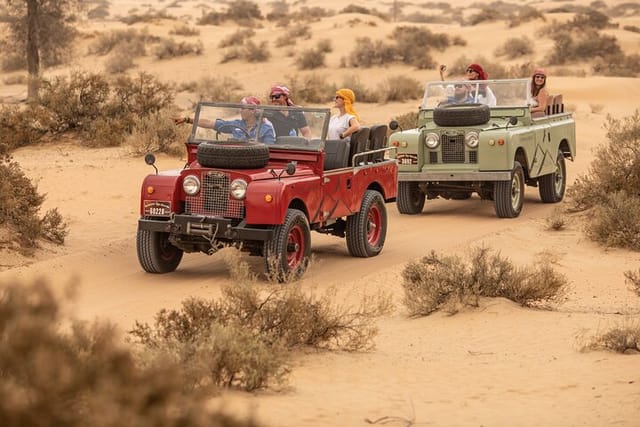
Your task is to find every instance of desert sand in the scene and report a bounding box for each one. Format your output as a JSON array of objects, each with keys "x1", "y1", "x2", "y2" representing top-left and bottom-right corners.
[{"x1": 1, "y1": 1, "x2": 640, "y2": 426}]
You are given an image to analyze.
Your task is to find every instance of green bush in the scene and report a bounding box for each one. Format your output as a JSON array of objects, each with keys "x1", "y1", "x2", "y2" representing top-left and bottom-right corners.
[{"x1": 402, "y1": 248, "x2": 567, "y2": 316}]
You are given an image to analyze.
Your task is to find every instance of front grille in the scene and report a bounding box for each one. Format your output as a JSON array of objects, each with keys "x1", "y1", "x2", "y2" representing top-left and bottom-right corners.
[
  {"x1": 439, "y1": 134, "x2": 478, "y2": 164},
  {"x1": 185, "y1": 171, "x2": 244, "y2": 218},
  {"x1": 441, "y1": 134, "x2": 465, "y2": 163},
  {"x1": 429, "y1": 151, "x2": 438, "y2": 164}
]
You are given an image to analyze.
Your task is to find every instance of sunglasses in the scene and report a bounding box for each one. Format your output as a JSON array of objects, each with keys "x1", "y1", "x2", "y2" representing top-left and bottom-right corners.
[
  {"x1": 466, "y1": 68, "x2": 477, "y2": 73},
  {"x1": 270, "y1": 94, "x2": 284, "y2": 100},
  {"x1": 334, "y1": 96, "x2": 343, "y2": 100},
  {"x1": 534, "y1": 75, "x2": 545, "y2": 79}
]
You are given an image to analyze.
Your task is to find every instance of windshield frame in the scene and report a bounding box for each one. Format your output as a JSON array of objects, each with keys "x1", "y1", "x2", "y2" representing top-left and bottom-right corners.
[{"x1": 420, "y1": 78, "x2": 531, "y2": 110}]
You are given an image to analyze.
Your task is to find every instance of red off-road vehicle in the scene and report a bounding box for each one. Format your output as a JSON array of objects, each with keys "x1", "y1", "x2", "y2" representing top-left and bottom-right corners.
[{"x1": 137, "y1": 102, "x2": 397, "y2": 281}]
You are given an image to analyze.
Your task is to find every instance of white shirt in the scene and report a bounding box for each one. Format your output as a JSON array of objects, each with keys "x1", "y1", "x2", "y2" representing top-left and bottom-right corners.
[
  {"x1": 475, "y1": 86, "x2": 497, "y2": 106},
  {"x1": 328, "y1": 113, "x2": 355, "y2": 140}
]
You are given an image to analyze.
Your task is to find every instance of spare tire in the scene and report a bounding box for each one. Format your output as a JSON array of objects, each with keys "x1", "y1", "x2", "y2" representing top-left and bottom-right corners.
[
  {"x1": 433, "y1": 103, "x2": 490, "y2": 127},
  {"x1": 197, "y1": 141, "x2": 269, "y2": 169}
]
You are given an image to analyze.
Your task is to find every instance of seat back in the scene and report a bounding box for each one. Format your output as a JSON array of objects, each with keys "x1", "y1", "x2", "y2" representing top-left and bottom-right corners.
[
  {"x1": 323, "y1": 139, "x2": 350, "y2": 170},
  {"x1": 348, "y1": 127, "x2": 370, "y2": 166},
  {"x1": 545, "y1": 94, "x2": 553, "y2": 115},
  {"x1": 553, "y1": 94, "x2": 564, "y2": 114},
  {"x1": 367, "y1": 124, "x2": 388, "y2": 162}
]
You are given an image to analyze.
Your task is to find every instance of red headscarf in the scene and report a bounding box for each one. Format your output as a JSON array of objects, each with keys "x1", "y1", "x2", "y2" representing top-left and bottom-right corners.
[
  {"x1": 467, "y1": 63, "x2": 488, "y2": 80},
  {"x1": 269, "y1": 85, "x2": 294, "y2": 106},
  {"x1": 241, "y1": 96, "x2": 261, "y2": 105}
]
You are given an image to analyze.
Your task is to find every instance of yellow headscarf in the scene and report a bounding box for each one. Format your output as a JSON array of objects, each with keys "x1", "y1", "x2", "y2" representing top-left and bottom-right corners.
[{"x1": 336, "y1": 88, "x2": 359, "y2": 121}]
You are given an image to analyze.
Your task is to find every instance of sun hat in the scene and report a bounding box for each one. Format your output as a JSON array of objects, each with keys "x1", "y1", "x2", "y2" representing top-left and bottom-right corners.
[{"x1": 467, "y1": 63, "x2": 488, "y2": 80}]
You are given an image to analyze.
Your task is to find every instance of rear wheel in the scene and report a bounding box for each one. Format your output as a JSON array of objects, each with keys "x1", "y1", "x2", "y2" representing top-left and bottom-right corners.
[
  {"x1": 539, "y1": 150, "x2": 566, "y2": 203},
  {"x1": 494, "y1": 162, "x2": 524, "y2": 218},
  {"x1": 346, "y1": 190, "x2": 387, "y2": 257},
  {"x1": 264, "y1": 209, "x2": 311, "y2": 282},
  {"x1": 397, "y1": 181, "x2": 425, "y2": 214},
  {"x1": 137, "y1": 228, "x2": 183, "y2": 273}
]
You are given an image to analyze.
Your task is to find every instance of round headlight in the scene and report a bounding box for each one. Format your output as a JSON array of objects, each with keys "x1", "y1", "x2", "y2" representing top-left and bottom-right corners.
[
  {"x1": 183, "y1": 175, "x2": 200, "y2": 196},
  {"x1": 230, "y1": 179, "x2": 248, "y2": 200},
  {"x1": 465, "y1": 131, "x2": 479, "y2": 148},
  {"x1": 425, "y1": 132, "x2": 440, "y2": 149}
]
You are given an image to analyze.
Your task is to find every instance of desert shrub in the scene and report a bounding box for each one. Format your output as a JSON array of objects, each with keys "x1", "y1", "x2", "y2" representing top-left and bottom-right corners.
[
  {"x1": 285, "y1": 74, "x2": 335, "y2": 104},
  {"x1": 392, "y1": 111, "x2": 418, "y2": 130},
  {"x1": 545, "y1": 208, "x2": 567, "y2": 231},
  {"x1": 266, "y1": 0, "x2": 289, "y2": 20},
  {"x1": 466, "y1": 7, "x2": 504, "y2": 26},
  {"x1": 104, "y1": 51, "x2": 136, "y2": 74},
  {"x1": 390, "y1": 26, "x2": 452, "y2": 69},
  {"x1": 404, "y1": 12, "x2": 451, "y2": 24},
  {"x1": 0, "y1": 279, "x2": 261, "y2": 426},
  {"x1": 274, "y1": 25, "x2": 311, "y2": 47},
  {"x1": 590, "y1": 103, "x2": 605, "y2": 114},
  {"x1": 297, "y1": 48, "x2": 325, "y2": 70},
  {"x1": 0, "y1": 52, "x2": 25, "y2": 72},
  {"x1": 193, "y1": 76, "x2": 243, "y2": 104},
  {"x1": 494, "y1": 36, "x2": 534, "y2": 59},
  {"x1": 87, "y1": 4, "x2": 109, "y2": 20},
  {"x1": 218, "y1": 28, "x2": 255, "y2": 48},
  {"x1": 340, "y1": 4, "x2": 389, "y2": 20},
  {"x1": 120, "y1": 9, "x2": 173, "y2": 25},
  {"x1": 244, "y1": 40, "x2": 270, "y2": 62},
  {"x1": 316, "y1": 38, "x2": 332, "y2": 53},
  {"x1": 226, "y1": 0, "x2": 262, "y2": 22},
  {"x1": 568, "y1": 9, "x2": 616, "y2": 30},
  {"x1": 623, "y1": 25, "x2": 640, "y2": 33},
  {"x1": 153, "y1": 39, "x2": 203, "y2": 59},
  {"x1": 584, "y1": 192, "x2": 640, "y2": 250},
  {"x1": 567, "y1": 110, "x2": 640, "y2": 213},
  {"x1": 196, "y1": 11, "x2": 225, "y2": 25},
  {"x1": 401, "y1": 247, "x2": 567, "y2": 316},
  {"x1": 127, "y1": 110, "x2": 188, "y2": 156},
  {"x1": 377, "y1": 75, "x2": 422, "y2": 102},
  {"x1": 507, "y1": 6, "x2": 545, "y2": 28},
  {"x1": 39, "y1": 208, "x2": 68, "y2": 244},
  {"x1": 0, "y1": 104, "x2": 52, "y2": 150},
  {"x1": 585, "y1": 324, "x2": 640, "y2": 353},
  {"x1": 88, "y1": 28, "x2": 158, "y2": 56},
  {"x1": 625, "y1": 269, "x2": 640, "y2": 296},
  {"x1": 169, "y1": 24, "x2": 200, "y2": 36},
  {"x1": 347, "y1": 37, "x2": 396, "y2": 67},
  {"x1": 593, "y1": 53, "x2": 640, "y2": 77},
  {"x1": 289, "y1": 6, "x2": 333, "y2": 20}
]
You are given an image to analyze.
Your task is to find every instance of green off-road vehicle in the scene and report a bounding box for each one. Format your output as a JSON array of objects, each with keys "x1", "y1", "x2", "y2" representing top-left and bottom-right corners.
[{"x1": 390, "y1": 78, "x2": 576, "y2": 218}]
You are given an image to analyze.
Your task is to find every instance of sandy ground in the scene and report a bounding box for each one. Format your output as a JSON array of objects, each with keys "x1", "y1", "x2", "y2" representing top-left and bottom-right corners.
[{"x1": 1, "y1": 1, "x2": 640, "y2": 426}]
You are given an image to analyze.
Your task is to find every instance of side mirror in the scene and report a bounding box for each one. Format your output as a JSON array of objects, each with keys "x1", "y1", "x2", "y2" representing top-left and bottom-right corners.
[
  {"x1": 388, "y1": 120, "x2": 399, "y2": 131},
  {"x1": 144, "y1": 153, "x2": 158, "y2": 174}
]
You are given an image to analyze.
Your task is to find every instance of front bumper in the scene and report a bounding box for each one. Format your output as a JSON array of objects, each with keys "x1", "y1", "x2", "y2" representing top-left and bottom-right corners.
[
  {"x1": 398, "y1": 171, "x2": 511, "y2": 181},
  {"x1": 138, "y1": 215, "x2": 274, "y2": 241}
]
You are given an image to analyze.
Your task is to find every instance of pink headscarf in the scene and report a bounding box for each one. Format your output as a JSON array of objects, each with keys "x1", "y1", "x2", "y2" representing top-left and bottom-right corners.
[
  {"x1": 270, "y1": 85, "x2": 294, "y2": 106},
  {"x1": 241, "y1": 96, "x2": 261, "y2": 105}
]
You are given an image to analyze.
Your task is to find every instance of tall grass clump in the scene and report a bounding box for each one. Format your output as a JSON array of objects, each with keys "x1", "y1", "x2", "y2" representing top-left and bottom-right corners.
[
  {"x1": 567, "y1": 110, "x2": 640, "y2": 250},
  {"x1": 494, "y1": 36, "x2": 534, "y2": 59},
  {"x1": 0, "y1": 279, "x2": 261, "y2": 427},
  {"x1": 584, "y1": 323, "x2": 640, "y2": 354},
  {"x1": 401, "y1": 247, "x2": 567, "y2": 316},
  {"x1": 625, "y1": 269, "x2": 640, "y2": 296}
]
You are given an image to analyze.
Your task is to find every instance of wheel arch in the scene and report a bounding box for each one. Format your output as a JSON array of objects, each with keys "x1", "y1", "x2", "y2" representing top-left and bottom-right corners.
[
  {"x1": 559, "y1": 138, "x2": 573, "y2": 161},
  {"x1": 366, "y1": 181, "x2": 385, "y2": 200},
  {"x1": 514, "y1": 147, "x2": 530, "y2": 181},
  {"x1": 288, "y1": 198, "x2": 309, "y2": 219}
]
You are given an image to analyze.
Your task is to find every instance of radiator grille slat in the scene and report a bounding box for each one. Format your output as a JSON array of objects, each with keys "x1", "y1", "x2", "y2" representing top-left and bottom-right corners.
[
  {"x1": 185, "y1": 172, "x2": 244, "y2": 218},
  {"x1": 439, "y1": 134, "x2": 477, "y2": 164}
]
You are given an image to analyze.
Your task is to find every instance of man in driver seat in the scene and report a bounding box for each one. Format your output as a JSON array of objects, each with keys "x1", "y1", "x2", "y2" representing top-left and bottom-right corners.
[{"x1": 445, "y1": 83, "x2": 474, "y2": 104}]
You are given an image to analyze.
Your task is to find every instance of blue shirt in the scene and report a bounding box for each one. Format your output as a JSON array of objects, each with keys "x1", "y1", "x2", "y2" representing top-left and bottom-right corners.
[
  {"x1": 446, "y1": 94, "x2": 474, "y2": 104},
  {"x1": 214, "y1": 119, "x2": 276, "y2": 144}
]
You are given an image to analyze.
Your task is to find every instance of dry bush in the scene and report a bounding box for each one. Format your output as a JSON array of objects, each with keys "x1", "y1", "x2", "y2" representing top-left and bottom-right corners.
[
  {"x1": 545, "y1": 208, "x2": 567, "y2": 231},
  {"x1": 274, "y1": 25, "x2": 311, "y2": 47},
  {"x1": 192, "y1": 76, "x2": 243, "y2": 104},
  {"x1": 87, "y1": 4, "x2": 110, "y2": 20},
  {"x1": 625, "y1": 269, "x2": 640, "y2": 296},
  {"x1": 196, "y1": 11, "x2": 225, "y2": 25},
  {"x1": 88, "y1": 28, "x2": 157, "y2": 56},
  {"x1": 494, "y1": 36, "x2": 534, "y2": 59},
  {"x1": 218, "y1": 28, "x2": 255, "y2": 48},
  {"x1": 226, "y1": 0, "x2": 262, "y2": 22},
  {"x1": 0, "y1": 279, "x2": 261, "y2": 427},
  {"x1": 567, "y1": 111, "x2": 640, "y2": 250},
  {"x1": 297, "y1": 48, "x2": 326, "y2": 70},
  {"x1": 403, "y1": 12, "x2": 452, "y2": 24},
  {"x1": 3, "y1": 74, "x2": 27, "y2": 85},
  {"x1": 105, "y1": 51, "x2": 136, "y2": 74},
  {"x1": 120, "y1": 10, "x2": 173, "y2": 25},
  {"x1": 244, "y1": 40, "x2": 270, "y2": 62},
  {"x1": 402, "y1": 247, "x2": 568, "y2": 316},
  {"x1": 347, "y1": 37, "x2": 396, "y2": 67},
  {"x1": 466, "y1": 7, "x2": 504, "y2": 26},
  {"x1": 127, "y1": 110, "x2": 188, "y2": 156},
  {"x1": 340, "y1": 4, "x2": 389, "y2": 20},
  {"x1": 507, "y1": 6, "x2": 545, "y2": 28},
  {"x1": 169, "y1": 24, "x2": 200, "y2": 36},
  {"x1": 377, "y1": 75, "x2": 422, "y2": 103},
  {"x1": 585, "y1": 323, "x2": 640, "y2": 354},
  {"x1": 623, "y1": 25, "x2": 640, "y2": 33},
  {"x1": 392, "y1": 111, "x2": 418, "y2": 130},
  {"x1": 129, "y1": 278, "x2": 390, "y2": 390},
  {"x1": 340, "y1": 74, "x2": 379, "y2": 103},
  {"x1": 284, "y1": 74, "x2": 335, "y2": 104},
  {"x1": 289, "y1": 6, "x2": 333, "y2": 20},
  {"x1": 590, "y1": 103, "x2": 605, "y2": 114},
  {"x1": 0, "y1": 104, "x2": 52, "y2": 150},
  {"x1": 153, "y1": 39, "x2": 203, "y2": 59},
  {"x1": 39, "y1": 208, "x2": 68, "y2": 244}
]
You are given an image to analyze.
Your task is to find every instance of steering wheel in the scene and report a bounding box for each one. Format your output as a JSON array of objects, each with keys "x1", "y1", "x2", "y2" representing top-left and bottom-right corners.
[{"x1": 216, "y1": 123, "x2": 251, "y2": 141}]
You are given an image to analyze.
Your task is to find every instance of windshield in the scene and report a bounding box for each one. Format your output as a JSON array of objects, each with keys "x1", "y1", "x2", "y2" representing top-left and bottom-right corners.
[
  {"x1": 189, "y1": 103, "x2": 330, "y2": 152},
  {"x1": 420, "y1": 79, "x2": 531, "y2": 109}
]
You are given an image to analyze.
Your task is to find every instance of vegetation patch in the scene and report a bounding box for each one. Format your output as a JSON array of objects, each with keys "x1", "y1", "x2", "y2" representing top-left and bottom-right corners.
[
  {"x1": 585, "y1": 323, "x2": 640, "y2": 354},
  {"x1": 401, "y1": 247, "x2": 567, "y2": 316}
]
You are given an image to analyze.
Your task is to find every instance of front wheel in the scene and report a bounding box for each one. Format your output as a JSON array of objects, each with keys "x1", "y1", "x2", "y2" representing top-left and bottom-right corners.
[
  {"x1": 539, "y1": 150, "x2": 566, "y2": 203},
  {"x1": 494, "y1": 162, "x2": 525, "y2": 218},
  {"x1": 264, "y1": 209, "x2": 311, "y2": 282},
  {"x1": 346, "y1": 190, "x2": 387, "y2": 257},
  {"x1": 136, "y1": 228, "x2": 183, "y2": 273},
  {"x1": 397, "y1": 181, "x2": 425, "y2": 214}
]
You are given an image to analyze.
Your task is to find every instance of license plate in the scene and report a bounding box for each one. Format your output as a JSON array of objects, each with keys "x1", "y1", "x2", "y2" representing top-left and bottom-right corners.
[{"x1": 144, "y1": 200, "x2": 171, "y2": 216}]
